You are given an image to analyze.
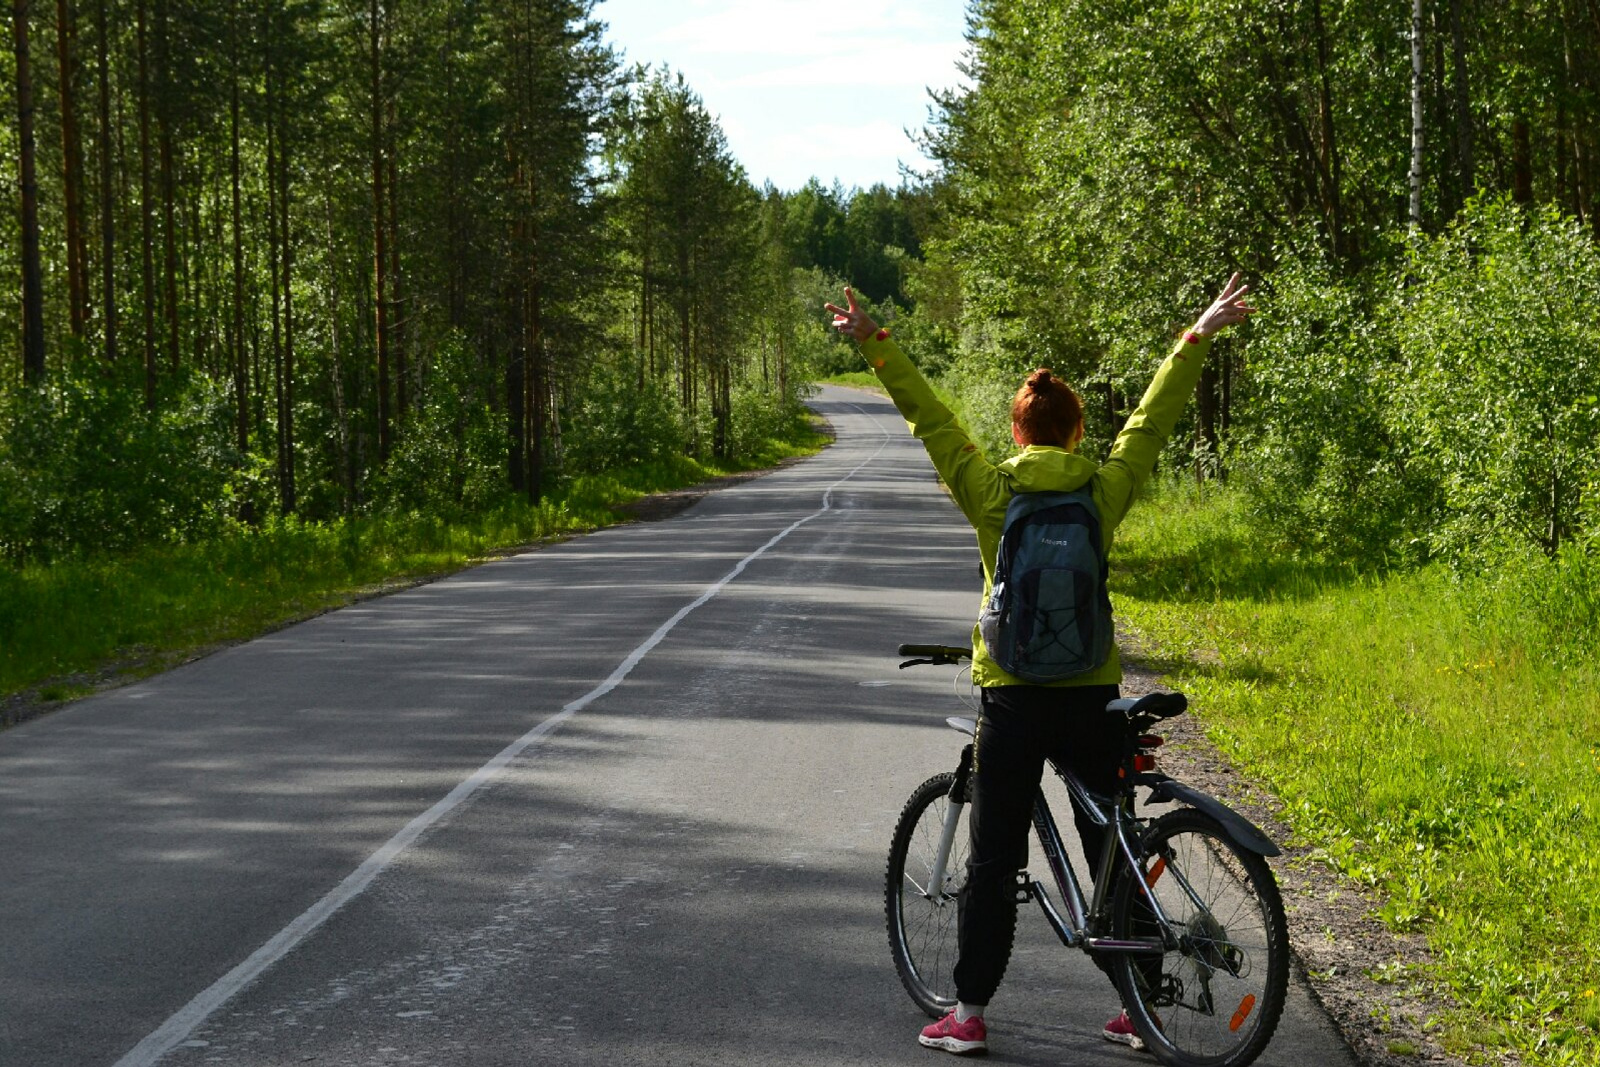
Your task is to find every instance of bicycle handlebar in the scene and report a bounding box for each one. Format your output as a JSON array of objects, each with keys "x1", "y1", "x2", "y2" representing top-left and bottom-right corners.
[{"x1": 896, "y1": 644, "x2": 973, "y2": 668}]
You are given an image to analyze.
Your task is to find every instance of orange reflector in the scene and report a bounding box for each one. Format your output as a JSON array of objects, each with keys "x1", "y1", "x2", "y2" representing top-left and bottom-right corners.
[
  {"x1": 1229, "y1": 994, "x2": 1256, "y2": 1032},
  {"x1": 1145, "y1": 858, "x2": 1166, "y2": 887}
]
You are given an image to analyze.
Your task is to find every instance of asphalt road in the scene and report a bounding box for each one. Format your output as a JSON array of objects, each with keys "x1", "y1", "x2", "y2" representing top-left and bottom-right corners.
[{"x1": 0, "y1": 385, "x2": 1357, "y2": 1067}]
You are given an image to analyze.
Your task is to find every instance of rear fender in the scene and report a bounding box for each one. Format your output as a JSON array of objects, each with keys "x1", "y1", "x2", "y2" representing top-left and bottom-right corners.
[{"x1": 1145, "y1": 778, "x2": 1281, "y2": 857}]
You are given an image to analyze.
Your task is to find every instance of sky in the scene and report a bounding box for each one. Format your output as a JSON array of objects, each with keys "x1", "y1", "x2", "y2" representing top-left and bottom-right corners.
[{"x1": 595, "y1": 0, "x2": 971, "y2": 193}]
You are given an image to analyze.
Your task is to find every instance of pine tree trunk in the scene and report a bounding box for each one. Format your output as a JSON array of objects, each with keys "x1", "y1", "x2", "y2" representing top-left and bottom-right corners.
[
  {"x1": 280, "y1": 119, "x2": 296, "y2": 515},
  {"x1": 1448, "y1": 0, "x2": 1475, "y2": 206},
  {"x1": 95, "y1": 0, "x2": 117, "y2": 362},
  {"x1": 266, "y1": 7, "x2": 286, "y2": 512},
  {"x1": 506, "y1": 301, "x2": 525, "y2": 493},
  {"x1": 1195, "y1": 361, "x2": 1219, "y2": 483},
  {"x1": 370, "y1": 0, "x2": 391, "y2": 462},
  {"x1": 442, "y1": 0, "x2": 462, "y2": 329},
  {"x1": 264, "y1": 1, "x2": 296, "y2": 516},
  {"x1": 1560, "y1": 0, "x2": 1592, "y2": 229},
  {"x1": 776, "y1": 322, "x2": 786, "y2": 399},
  {"x1": 325, "y1": 196, "x2": 351, "y2": 512},
  {"x1": 230, "y1": 0, "x2": 247, "y2": 458},
  {"x1": 138, "y1": 0, "x2": 155, "y2": 405},
  {"x1": 387, "y1": 98, "x2": 404, "y2": 424},
  {"x1": 55, "y1": 0, "x2": 88, "y2": 341},
  {"x1": 1309, "y1": 0, "x2": 1346, "y2": 259},
  {"x1": 155, "y1": 0, "x2": 176, "y2": 370},
  {"x1": 13, "y1": 0, "x2": 46, "y2": 383},
  {"x1": 188, "y1": 175, "x2": 201, "y2": 371},
  {"x1": 1219, "y1": 349, "x2": 1232, "y2": 480},
  {"x1": 1512, "y1": 117, "x2": 1534, "y2": 203},
  {"x1": 525, "y1": 227, "x2": 544, "y2": 504},
  {"x1": 1409, "y1": 0, "x2": 1425, "y2": 230}
]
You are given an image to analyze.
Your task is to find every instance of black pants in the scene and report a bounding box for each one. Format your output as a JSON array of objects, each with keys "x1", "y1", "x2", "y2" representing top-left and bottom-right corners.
[{"x1": 952, "y1": 683, "x2": 1126, "y2": 1006}]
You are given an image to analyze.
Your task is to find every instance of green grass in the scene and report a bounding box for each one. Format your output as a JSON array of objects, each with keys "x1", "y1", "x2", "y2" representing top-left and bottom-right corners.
[
  {"x1": 1112, "y1": 480, "x2": 1600, "y2": 1066},
  {"x1": 817, "y1": 370, "x2": 887, "y2": 393},
  {"x1": 0, "y1": 430, "x2": 828, "y2": 713}
]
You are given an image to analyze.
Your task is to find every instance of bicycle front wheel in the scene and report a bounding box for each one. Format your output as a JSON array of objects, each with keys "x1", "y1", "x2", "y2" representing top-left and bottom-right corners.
[
  {"x1": 884, "y1": 771, "x2": 969, "y2": 1017},
  {"x1": 1110, "y1": 808, "x2": 1289, "y2": 1067}
]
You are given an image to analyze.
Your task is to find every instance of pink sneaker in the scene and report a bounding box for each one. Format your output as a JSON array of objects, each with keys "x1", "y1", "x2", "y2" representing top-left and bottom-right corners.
[
  {"x1": 1103, "y1": 1010, "x2": 1147, "y2": 1051},
  {"x1": 919, "y1": 1010, "x2": 988, "y2": 1055}
]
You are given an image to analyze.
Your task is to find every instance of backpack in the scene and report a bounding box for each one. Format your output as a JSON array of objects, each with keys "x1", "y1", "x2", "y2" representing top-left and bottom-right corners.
[{"x1": 977, "y1": 488, "x2": 1113, "y2": 683}]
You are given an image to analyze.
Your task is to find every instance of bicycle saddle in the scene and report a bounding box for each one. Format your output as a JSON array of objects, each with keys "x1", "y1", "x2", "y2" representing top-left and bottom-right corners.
[{"x1": 1105, "y1": 691, "x2": 1187, "y2": 719}]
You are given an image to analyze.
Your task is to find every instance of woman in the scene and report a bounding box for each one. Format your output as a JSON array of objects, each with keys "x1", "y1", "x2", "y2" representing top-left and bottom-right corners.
[{"x1": 827, "y1": 275, "x2": 1254, "y2": 1056}]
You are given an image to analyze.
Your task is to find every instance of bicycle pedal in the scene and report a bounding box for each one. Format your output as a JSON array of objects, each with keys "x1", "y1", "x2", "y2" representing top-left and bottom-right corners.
[{"x1": 1013, "y1": 871, "x2": 1034, "y2": 903}]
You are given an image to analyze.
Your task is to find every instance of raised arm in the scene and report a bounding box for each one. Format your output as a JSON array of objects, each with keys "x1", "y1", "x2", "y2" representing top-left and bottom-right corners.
[
  {"x1": 827, "y1": 287, "x2": 1007, "y2": 528},
  {"x1": 1097, "y1": 274, "x2": 1256, "y2": 525}
]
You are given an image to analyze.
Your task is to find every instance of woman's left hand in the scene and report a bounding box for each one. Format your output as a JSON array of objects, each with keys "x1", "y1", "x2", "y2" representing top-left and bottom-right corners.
[
  {"x1": 825, "y1": 287, "x2": 880, "y2": 342},
  {"x1": 1192, "y1": 273, "x2": 1256, "y2": 337}
]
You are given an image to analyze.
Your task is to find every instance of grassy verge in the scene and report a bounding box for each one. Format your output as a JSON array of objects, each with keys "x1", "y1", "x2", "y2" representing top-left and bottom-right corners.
[
  {"x1": 1111, "y1": 480, "x2": 1600, "y2": 1065},
  {"x1": 1, "y1": 429, "x2": 828, "y2": 716},
  {"x1": 818, "y1": 370, "x2": 887, "y2": 393}
]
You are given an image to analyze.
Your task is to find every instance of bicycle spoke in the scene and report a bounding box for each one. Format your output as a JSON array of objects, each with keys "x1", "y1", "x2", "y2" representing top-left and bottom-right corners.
[
  {"x1": 1113, "y1": 810, "x2": 1287, "y2": 1067},
  {"x1": 887, "y1": 772, "x2": 969, "y2": 1014}
]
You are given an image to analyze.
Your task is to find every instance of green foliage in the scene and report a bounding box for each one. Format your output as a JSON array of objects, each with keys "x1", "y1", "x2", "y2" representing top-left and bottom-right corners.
[
  {"x1": 895, "y1": 0, "x2": 1600, "y2": 572},
  {"x1": 368, "y1": 334, "x2": 511, "y2": 517},
  {"x1": 780, "y1": 179, "x2": 926, "y2": 306},
  {"x1": 1113, "y1": 482, "x2": 1600, "y2": 1065},
  {"x1": 1396, "y1": 201, "x2": 1600, "y2": 559},
  {"x1": 775, "y1": 266, "x2": 859, "y2": 379},
  {"x1": 1231, "y1": 203, "x2": 1600, "y2": 564},
  {"x1": 727, "y1": 380, "x2": 813, "y2": 464},
  {"x1": 562, "y1": 364, "x2": 687, "y2": 475},
  {"x1": 0, "y1": 369, "x2": 237, "y2": 561},
  {"x1": 1232, "y1": 259, "x2": 1436, "y2": 565}
]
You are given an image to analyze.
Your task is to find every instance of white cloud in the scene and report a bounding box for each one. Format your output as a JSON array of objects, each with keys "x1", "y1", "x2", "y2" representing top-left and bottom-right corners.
[
  {"x1": 710, "y1": 42, "x2": 967, "y2": 91},
  {"x1": 645, "y1": 0, "x2": 953, "y2": 53},
  {"x1": 599, "y1": 0, "x2": 968, "y2": 189}
]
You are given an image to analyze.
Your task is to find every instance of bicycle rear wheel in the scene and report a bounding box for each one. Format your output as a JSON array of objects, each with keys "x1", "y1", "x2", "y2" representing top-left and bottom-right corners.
[
  {"x1": 1110, "y1": 808, "x2": 1288, "y2": 1067},
  {"x1": 884, "y1": 771, "x2": 969, "y2": 1017}
]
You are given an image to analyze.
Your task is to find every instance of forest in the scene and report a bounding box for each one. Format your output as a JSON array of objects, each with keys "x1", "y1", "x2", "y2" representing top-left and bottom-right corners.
[
  {"x1": 6, "y1": 0, "x2": 1600, "y2": 1061},
  {"x1": 0, "y1": 0, "x2": 925, "y2": 559},
  {"x1": 909, "y1": 0, "x2": 1600, "y2": 567}
]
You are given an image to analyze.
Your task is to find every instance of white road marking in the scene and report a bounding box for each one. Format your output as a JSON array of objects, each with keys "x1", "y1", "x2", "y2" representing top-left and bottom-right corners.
[{"x1": 111, "y1": 397, "x2": 891, "y2": 1067}]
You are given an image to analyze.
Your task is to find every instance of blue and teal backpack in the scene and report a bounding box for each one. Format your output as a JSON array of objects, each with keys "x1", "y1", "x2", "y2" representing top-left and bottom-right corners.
[{"x1": 978, "y1": 488, "x2": 1113, "y2": 683}]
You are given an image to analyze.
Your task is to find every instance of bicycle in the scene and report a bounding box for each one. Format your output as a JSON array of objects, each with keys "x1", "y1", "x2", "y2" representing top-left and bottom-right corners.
[{"x1": 884, "y1": 643, "x2": 1289, "y2": 1067}]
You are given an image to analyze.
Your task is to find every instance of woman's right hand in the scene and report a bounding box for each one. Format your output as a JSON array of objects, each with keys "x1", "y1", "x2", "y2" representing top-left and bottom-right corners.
[
  {"x1": 825, "y1": 287, "x2": 880, "y2": 342},
  {"x1": 1191, "y1": 273, "x2": 1255, "y2": 337}
]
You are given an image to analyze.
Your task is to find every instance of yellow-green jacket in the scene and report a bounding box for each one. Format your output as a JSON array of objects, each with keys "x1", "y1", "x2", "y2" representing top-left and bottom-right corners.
[{"x1": 858, "y1": 329, "x2": 1214, "y2": 688}]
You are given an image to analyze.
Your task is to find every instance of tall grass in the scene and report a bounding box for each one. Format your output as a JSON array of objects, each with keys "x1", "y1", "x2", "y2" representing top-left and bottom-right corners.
[
  {"x1": 0, "y1": 440, "x2": 825, "y2": 710},
  {"x1": 1112, "y1": 480, "x2": 1600, "y2": 1064}
]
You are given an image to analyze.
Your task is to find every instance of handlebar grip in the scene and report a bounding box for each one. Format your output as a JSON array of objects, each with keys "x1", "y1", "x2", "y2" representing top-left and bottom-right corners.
[{"x1": 896, "y1": 644, "x2": 973, "y2": 661}]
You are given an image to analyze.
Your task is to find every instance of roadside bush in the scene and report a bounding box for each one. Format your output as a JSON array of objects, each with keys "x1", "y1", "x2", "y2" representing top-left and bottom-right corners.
[
  {"x1": 369, "y1": 335, "x2": 509, "y2": 516},
  {"x1": 728, "y1": 379, "x2": 811, "y2": 462},
  {"x1": 1232, "y1": 260, "x2": 1436, "y2": 565},
  {"x1": 1395, "y1": 199, "x2": 1600, "y2": 560},
  {"x1": 0, "y1": 370, "x2": 236, "y2": 561},
  {"x1": 561, "y1": 364, "x2": 685, "y2": 475}
]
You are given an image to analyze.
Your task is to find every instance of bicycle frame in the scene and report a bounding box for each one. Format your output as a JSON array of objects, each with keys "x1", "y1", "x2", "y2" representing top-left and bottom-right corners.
[
  {"x1": 921, "y1": 731, "x2": 1174, "y2": 957},
  {"x1": 1024, "y1": 774, "x2": 1173, "y2": 955}
]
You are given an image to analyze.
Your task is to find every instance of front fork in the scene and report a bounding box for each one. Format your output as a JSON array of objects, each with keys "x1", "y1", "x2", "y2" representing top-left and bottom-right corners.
[{"x1": 923, "y1": 744, "x2": 974, "y2": 902}]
